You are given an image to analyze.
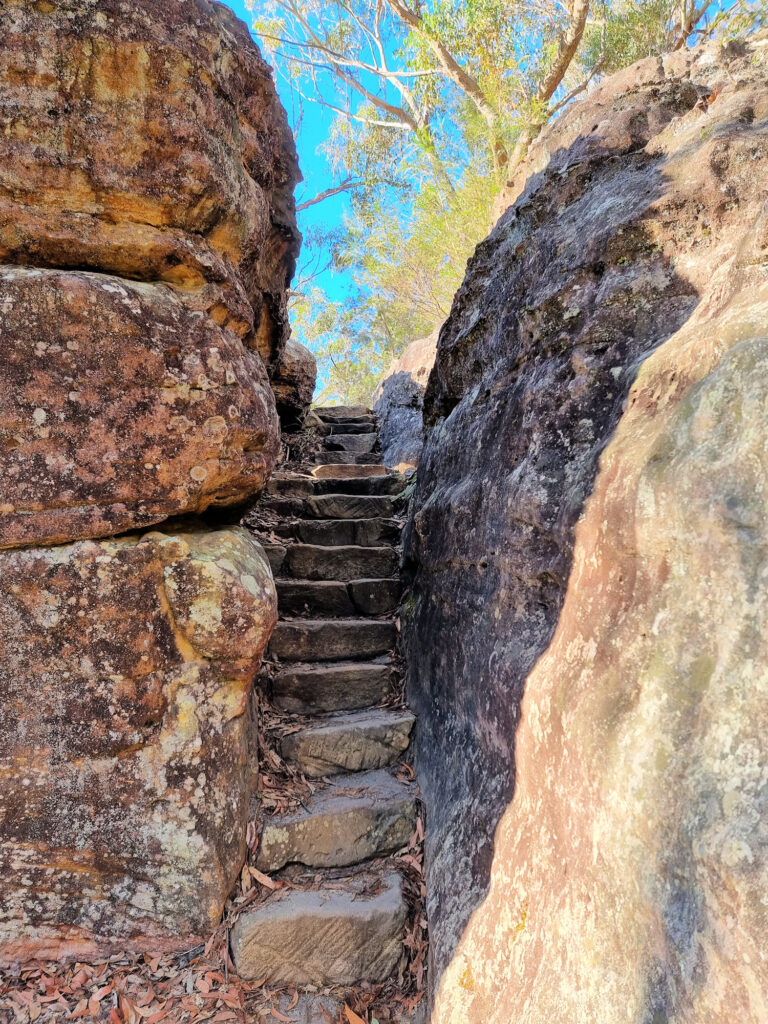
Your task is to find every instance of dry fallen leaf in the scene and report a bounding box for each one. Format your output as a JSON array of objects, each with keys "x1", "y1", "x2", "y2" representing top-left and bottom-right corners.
[
  {"x1": 249, "y1": 867, "x2": 280, "y2": 890},
  {"x1": 344, "y1": 1007, "x2": 367, "y2": 1024}
]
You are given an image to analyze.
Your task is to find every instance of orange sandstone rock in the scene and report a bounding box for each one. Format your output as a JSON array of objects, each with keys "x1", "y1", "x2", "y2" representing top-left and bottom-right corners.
[
  {"x1": 0, "y1": 526, "x2": 276, "y2": 965},
  {"x1": 0, "y1": 0, "x2": 300, "y2": 370},
  {"x1": 0, "y1": 267, "x2": 279, "y2": 549}
]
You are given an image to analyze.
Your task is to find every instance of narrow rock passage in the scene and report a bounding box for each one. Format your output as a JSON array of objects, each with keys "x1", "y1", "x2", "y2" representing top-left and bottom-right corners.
[{"x1": 234, "y1": 406, "x2": 422, "y2": 1001}]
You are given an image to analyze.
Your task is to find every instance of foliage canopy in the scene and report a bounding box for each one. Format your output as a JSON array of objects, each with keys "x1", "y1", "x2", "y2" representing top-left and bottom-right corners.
[{"x1": 249, "y1": 0, "x2": 768, "y2": 403}]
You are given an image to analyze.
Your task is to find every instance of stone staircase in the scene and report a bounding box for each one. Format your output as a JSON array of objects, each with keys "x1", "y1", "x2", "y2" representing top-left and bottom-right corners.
[{"x1": 233, "y1": 406, "x2": 419, "y2": 995}]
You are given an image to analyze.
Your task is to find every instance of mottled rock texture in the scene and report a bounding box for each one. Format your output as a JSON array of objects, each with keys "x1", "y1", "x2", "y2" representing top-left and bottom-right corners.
[
  {"x1": 0, "y1": 526, "x2": 276, "y2": 965},
  {"x1": 403, "y1": 33, "x2": 768, "y2": 1022},
  {"x1": 0, "y1": 267, "x2": 279, "y2": 549},
  {"x1": 0, "y1": 0, "x2": 300, "y2": 372},
  {"x1": 272, "y1": 339, "x2": 318, "y2": 428},
  {"x1": 0, "y1": 0, "x2": 294, "y2": 964},
  {"x1": 373, "y1": 332, "x2": 437, "y2": 469}
]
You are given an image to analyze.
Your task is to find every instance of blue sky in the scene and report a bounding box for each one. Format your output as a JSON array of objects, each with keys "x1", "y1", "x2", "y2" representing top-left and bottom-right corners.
[{"x1": 222, "y1": 0, "x2": 352, "y2": 304}]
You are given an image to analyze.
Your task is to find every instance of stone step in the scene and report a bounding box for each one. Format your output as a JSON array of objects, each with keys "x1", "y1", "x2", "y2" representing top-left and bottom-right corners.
[
  {"x1": 279, "y1": 544, "x2": 399, "y2": 583},
  {"x1": 256, "y1": 769, "x2": 418, "y2": 871},
  {"x1": 271, "y1": 661, "x2": 392, "y2": 714},
  {"x1": 270, "y1": 619, "x2": 397, "y2": 661},
  {"x1": 312, "y1": 451, "x2": 383, "y2": 466},
  {"x1": 312, "y1": 463, "x2": 387, "y2": 478},
  {"x1": 268, "y1": 473, "x2": 403, "y2": 497},
  {"x1": 294, "y1": 517, "x2": 402, "y2": 548},
  {"x1": 326, "y1": 422, "x2": 378, "y2": 435},
  {"x1": 281, "y1": 709, "x2": 415, "y2": 776},
  {"x1": 259, "y1": 493, "x2": 398, "y2": 522},
  {"x1": 323, "y1": 433, "x2": 377, "y2": 454},
  {"x1": 230, "y1": 869, "x2": 406, "y2": 986},
  {"x1": 267, "y1": 476, "x2": 315, "y2": 498},
  {"x1": 308, "y1": 494, "x2": 398, "y2": 519},
  {"x1": 277, "y1": 578, "x2": 402, "y2": 617},
  {"x1": 315, "y1": 405, "x2": 373, "y2": 422},
  {"x1": 312, "y1": 475, "x2": 406, "y2": 496}
]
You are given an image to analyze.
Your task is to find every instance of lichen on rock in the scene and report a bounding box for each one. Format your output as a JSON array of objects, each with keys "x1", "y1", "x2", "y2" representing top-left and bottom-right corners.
[{"x1": 0, "y1": 526, "x2": 276, "y2": 965}]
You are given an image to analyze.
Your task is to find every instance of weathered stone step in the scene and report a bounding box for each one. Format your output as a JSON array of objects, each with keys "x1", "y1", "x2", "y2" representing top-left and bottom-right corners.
[
  {"x1": 256, "y1": 769, "x2": 417, "y2": 871},
  {"x1": 315, "y1": 405, "x2": 372, "y2": 421},
  {"x1": 323, "y1": 433, "x2": 377, "y2": 454},
  {"x1": 312, "y1": 451, "x2": 383, "y2": 466},
  {"x1": 271, "y1": 661, "x2": 392, "y2": 714},
  {"x1": 259, "y1": 493, "x2": 398, "y2": 522},
  {"x1": 312, "y1": 463, "x2": 387, "y2": 478},
  {"x1": 277, "y1": 577, "x2": 402, "y2": 616},
  {"x1": 270, "y1": 618, "x2": 396, "y2": 661},
  {"x1": 309, "y1": 494, "x2": 397, "y2": 518},
  {"x1": 281, "y1": 709, "x2": 415, "y2": 776},
  {"x1": 312, "y1": 475, "x2": 406, "y2": 496},
  {"x1": 326, "y1": 422, "x2": 378, "y2": 435},
  {"x1": 279, "y1": 543, "x2": 398, "y2": 583},
  {"x1": 268, "y1": 474, "x2": 403, "y2": 497},
  {"x1": 294, "y1": 517, "x2": 402, "y2": 548},
  {"x1": 230, "y1": 870, "x2": 406, "y2": 986}
]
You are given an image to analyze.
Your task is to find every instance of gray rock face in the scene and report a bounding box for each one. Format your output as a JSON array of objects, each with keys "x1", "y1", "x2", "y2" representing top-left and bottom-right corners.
[
  {"x1": 230, "y1": 871, "x2": 407, "y2": 985},
  {"x1": 373, "y1": 332, "x2": 438, "y2": 468},
  {"x1": 403, "y1": 35, "x2": 768, "y2": 1022},
  {"x1": 281, "y1": 709, "x2": 415, "y2": 776},
  {"x1": 256, "y1": 770, "x2": 417, "y2": 870}
]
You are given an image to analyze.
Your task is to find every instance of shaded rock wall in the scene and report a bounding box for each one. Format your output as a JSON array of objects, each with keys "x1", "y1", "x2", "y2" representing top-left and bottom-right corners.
[
  {"x1": 373, "y1": 332, "x2": 437, "y2": 469},
  {"x1": 404, "y1": 34, "x2": 768, "y2": 1021},
  {"x1": 0, "y1": 0, "x2": 294, "y2": 963},
  {"x1": 272, "y1": 338, "x2": 318, "y2": 428}
]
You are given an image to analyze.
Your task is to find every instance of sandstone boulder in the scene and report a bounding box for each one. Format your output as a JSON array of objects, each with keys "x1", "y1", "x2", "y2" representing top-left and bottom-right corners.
[
  {"x1": 0, "y1": 526, "x2": 276, "y2": 965},
  {"x1": 272, "y1": 339, "x2": 318, "y2": 427},
  {"x1": 404, "y1": 33, "x2": 768, "y2": 1021},
  {"x1": 373, "y1": 332, "x2": 437, "y2": 469},
  {"x1": 0, "y1": 0, "x2": 300, "y2": 369},
  {"x1": 0, "y1": 267, "x2": 279, "y2": 549}
]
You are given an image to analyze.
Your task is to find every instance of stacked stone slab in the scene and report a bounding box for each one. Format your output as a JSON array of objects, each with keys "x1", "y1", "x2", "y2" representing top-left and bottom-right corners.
[
  {"x1": 233, "y1": 407, "x2": 418, "y2": 989},
  {"x1": 0, "y1": 0, "x2": 304, "y2": 964}
]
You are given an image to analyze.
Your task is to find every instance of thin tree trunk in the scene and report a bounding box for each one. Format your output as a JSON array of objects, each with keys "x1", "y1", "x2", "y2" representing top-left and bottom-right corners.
[
  {"x1": 385, "y1": 0, "x2": 509, "y2": 170},
  {"x1": 506, "y1": 0, "x2": 590, "y2": 177}
]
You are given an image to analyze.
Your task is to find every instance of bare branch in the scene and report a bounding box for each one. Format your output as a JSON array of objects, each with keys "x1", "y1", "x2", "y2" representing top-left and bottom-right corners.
[
  {"x1": 507, "y1": 0, "x2": 591, "y2": 176},
  {"x1": 296, "y1": 179, "x2": 365, "y2": 211},
  {"x1": 384, "y1": 0, "x2": 509, "y2": 169}
]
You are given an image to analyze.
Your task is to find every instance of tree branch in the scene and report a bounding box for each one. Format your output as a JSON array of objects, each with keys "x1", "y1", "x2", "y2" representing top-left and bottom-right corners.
[
  {"x1": 506, "y1": 0, "x2": 591, "y2": 176},
  {"x1": 296, "y1": 179, "x2": 365, "y2": 211},
  {"x1": 384, "y1": 0, "x2": 509, "y2": 169}
]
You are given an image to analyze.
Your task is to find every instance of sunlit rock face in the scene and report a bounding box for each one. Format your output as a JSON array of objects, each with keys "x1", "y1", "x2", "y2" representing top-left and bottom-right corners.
[
  {"x1": 0, "y1": 0, "x2": 295, "y2": 963},
  {"x1": 0, "y1": 267, "x2": 279, "y2": 549},
  {"x1": 0, "y1": 526, "x2": 276, "y2": 965},
  {"x1": 404, "y1": 34, "x2": 768, "y2": 1021},
  {"x1": 373, "y1": 331, "x2": 437, "y2": 469},
  {"x1": 0, "y1": 0, "x2": 300, "y2": 373}
]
